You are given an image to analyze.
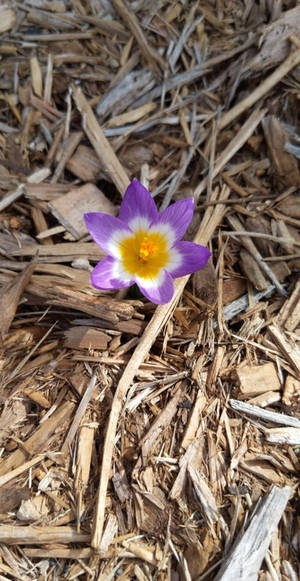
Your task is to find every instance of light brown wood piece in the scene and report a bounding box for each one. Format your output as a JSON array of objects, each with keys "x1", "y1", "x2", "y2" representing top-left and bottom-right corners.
[
  {"x1": 268, "y1": 324, "x2": 300, "y2": 374},
  {"x1": 247, "y1": 7, "x2": 300, "y2": 73},
  {"x1": 276, "y1": 279, "x2": 300, "y2": 331},
  {"x1": 282, "y1": 375, "x2": 300, "y2": 406},
  {"x1": 31, "y1": 207, "x2": 54, "y2": 245},
  {"x1": 227, "y1": 215, "x2": 287, "y2": 296},
  {"x1": 51, "y1": 131, "x2": 83, "y2": 183},
  {"x1": 262, "y1": 115, "x2": 300, "y2": 189},
  {"x1": 30, "y1": 56, "x2": 43, "y2": 97},
  {"x1": 0, "y1": 258, "x2": 37, "y2": 341},
  {"x1": 10, "y1": 242, "x2": 104, "y2": 261},
  {"x1": 72, "y1": 85, "x2": 130, "y2": 195},
  {"x1": 0, "y1": 525, "x2": 89, "y2": 545},
  {"x1": 0, "y1": 455, "x2": 46, "y2": 487},
  {"x1": 236, "y1": 363, "x2": 281, "y2": 396},
  {"x1": 0, "y1": 7, "x2": 16, "y2": 33},
  {"x1": 49, "y1": 183, "x2": 116, "y2": 239},
  {"x1": 75, "y1": 424, "x2": 95, "y2": 523},
  {"x1": 188, "y1": 462, "x2": 227, "y2": 532},
  {"x1": 247, "y1": 391, "x2": 281, "y2": 408},
  {"x1": 0, "y1": 184, "x2": 24, "y2": 213},
  {"x1": 140, "y1": 382, "x2": 184, "y2": 461},
  {"x1": 194, "y1": 108, "x2": 267, "y2": 199},
  {"x1": 24, "y1": 547, "x2": 97, "y2": 559},
  {"x1": 240, "y1": 249, "x2": 268, "y2": 291},
  {"x1": 181, "y1": 390, "x2": 207, "y2": 450},
  {"x1": 64, "y1": 327, "x2": 109, "y2": 351},
  {"x1": 61, "y1": 375, "x2": 97, "y2": 454},
  {"x1": 67, "y1": 144, "x2": 101, "y2": 181},
  {"x1": 265, "y1": 428, "x2": 300, "y2": 446}
]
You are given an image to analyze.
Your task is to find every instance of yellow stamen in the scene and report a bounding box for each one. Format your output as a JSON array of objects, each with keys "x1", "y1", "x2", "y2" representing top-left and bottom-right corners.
[
  {"x1": 119, "y1": 229, "x2": 169, "y2": 278},
  {"x1": 139, "y1": 238, "x2": 159, "y2": 262}
]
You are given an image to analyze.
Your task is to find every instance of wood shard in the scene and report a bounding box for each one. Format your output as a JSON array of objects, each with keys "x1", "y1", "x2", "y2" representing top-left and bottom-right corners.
[
  {"x1": 282, "y1": 375, "x2": 300, "y2": 406},
  {"x1": 67, "y1": 145, "x2": 102, "y2": 181},
  {"x1": 72, "y1": 85, "x2": 130, "y2": 195},
  {"x1": 230, "y1": 399, "x2": 300, "y2": 428},
  {"x1": 215, "y1": 486, "x2": 291, "y2": 581},
  {"x1": 262, "y1": 116, "x2": 300, "y2": 190},
  {"x1": 49, "y1": 183, "x2": 116, "y2": 239},
  {"x1": 64, "y1": 326, "x2": 109, "y2": 350},
  {"x1": 236, "y1": 362, "x2": 281, "y2": 396},
  {"x1": 0, "y1": 525, "x2": 90, "y2": 545},
  {"x1": 265, "y1": 427, "x2": 300, "y2": 446},
  {"x1": 0, "y1": 258, "x2": 37, "y2": 341}
]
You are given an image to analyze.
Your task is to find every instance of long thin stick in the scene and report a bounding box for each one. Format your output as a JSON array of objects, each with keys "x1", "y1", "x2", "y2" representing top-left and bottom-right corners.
[
  {"x1": 194, "y1": 108, "x2": 266, "y2": 200},
  {"x1": 218, "y1": 48, "x2": 300, "y2": 131},
  {"x1": 91, "y1": 185, "x2": 231, "y2": 549}
]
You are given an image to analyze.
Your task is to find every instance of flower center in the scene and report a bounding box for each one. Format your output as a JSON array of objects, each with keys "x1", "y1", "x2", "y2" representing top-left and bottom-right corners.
[
  {"x1": 119, "y1": 229, "x2": 170, "y2": 278},
  {"x1": 138, "y1": 238, "x2": 159, "y2": 263}
]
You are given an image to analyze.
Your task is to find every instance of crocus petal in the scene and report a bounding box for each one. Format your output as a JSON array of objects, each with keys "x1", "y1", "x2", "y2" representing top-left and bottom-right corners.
[
  {"x1": 84, "y1": 213, "x2": 132, "y2": 258},
  {"x1": 136, "y1": 269, "x2": 174, "y2": 305},
  {"x1": 91, "y1": 256, "x2": 134, "y2": 290},
  {"x1": 150, "y1": 198, "x2": 194, "y2": 246},
  {"x1": 167, "y1": 241, "x2": 211, "y2": 278},
  {"x1": 119, "y1": 179, "x2": 158, "y2": 231}
]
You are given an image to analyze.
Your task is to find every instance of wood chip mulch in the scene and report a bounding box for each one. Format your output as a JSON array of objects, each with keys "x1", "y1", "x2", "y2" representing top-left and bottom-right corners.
[{"x1": 0, "y1": 1, "x2": 299, "y2": 580}]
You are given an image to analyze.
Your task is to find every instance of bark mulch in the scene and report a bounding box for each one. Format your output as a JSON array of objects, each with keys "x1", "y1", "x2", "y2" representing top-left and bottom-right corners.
[{"x1": 0, "y1": 1, "x2": 299, "y2": 579}]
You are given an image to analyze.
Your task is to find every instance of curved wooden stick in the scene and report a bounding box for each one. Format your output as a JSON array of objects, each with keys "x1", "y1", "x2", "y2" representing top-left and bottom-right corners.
[{"x1": 91, "y1": 185, "x2": 231, "y2": 549}]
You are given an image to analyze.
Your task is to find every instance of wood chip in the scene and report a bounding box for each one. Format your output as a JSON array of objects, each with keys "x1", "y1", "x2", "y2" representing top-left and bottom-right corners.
[
  {"x1": 49, "y1": 183, "x2": 116, "y2": 239},
  {"x1": 236, "y1": 363, "x2": 281, "y2": 396}
]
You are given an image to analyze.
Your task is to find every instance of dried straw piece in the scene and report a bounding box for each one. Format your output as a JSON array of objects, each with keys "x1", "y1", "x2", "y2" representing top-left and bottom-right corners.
[{"x1": 91, "y1": 185, "x2": 231, "y2": 549}]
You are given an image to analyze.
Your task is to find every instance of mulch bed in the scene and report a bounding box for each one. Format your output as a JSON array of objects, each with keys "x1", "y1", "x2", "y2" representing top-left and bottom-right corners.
[{"x1": 0, "y1": 1, "x2": 299, "y2": 579}]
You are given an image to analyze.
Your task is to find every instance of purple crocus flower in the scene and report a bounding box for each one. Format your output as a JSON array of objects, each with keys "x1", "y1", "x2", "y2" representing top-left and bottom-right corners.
[{"x1": 84, "y1": 179, "x2": 211, "y2": 305}]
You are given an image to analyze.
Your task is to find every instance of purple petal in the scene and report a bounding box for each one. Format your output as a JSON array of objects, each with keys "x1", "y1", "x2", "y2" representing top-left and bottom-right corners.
[
  {"x1": 90, "y1": 256, "x2": 134, "y2": 290},
  {"x1": 150, "y1": 198, "x2": 194, "y2": 245},
  {"x1": 119, "y1": 179, "x2": 158, "y2": 231},
  {"x1": 136, "y1": 269, "x2": 174, "y2": 304},
  {"x1": 167, "y1": 241, "x2": 211, "y2": 278},
  {"x1": 84, "y1": 213, "x2": 132, "y2": 257}
]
